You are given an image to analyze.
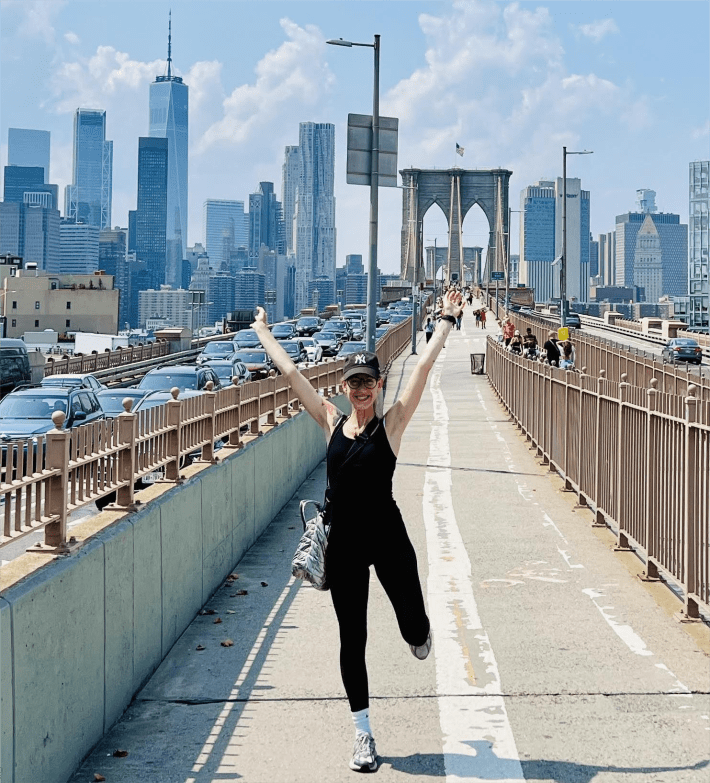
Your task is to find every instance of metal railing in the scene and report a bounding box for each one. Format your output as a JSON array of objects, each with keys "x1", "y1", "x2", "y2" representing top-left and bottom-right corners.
[
  {"x1": 43, "y1": 340, "x2": 172, "y2": 376},
  {"x1": 1, "y1": 318, "x2": 416, "y2": 552},
  {"x1": 486, "y1": 336, "x2": 710, "y2": 619},
  {"x1": 481, "y1": 293, "x2": 710, "y2": 401}
]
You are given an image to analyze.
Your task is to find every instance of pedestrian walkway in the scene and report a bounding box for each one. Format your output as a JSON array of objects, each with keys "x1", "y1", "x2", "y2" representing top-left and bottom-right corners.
[{"x1": 69, "y1": 308, "x2": 709, "y2": 783}]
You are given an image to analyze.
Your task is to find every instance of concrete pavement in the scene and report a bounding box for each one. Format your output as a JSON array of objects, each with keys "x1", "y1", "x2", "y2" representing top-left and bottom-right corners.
[{"x1": 68, "y1": 307, "x2": 709, "y2": 783}]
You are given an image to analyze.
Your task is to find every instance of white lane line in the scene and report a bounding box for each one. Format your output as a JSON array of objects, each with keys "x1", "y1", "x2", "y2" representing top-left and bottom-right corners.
[{"x1": 423, "y1": 351, "x2": 524, "y2": 782}]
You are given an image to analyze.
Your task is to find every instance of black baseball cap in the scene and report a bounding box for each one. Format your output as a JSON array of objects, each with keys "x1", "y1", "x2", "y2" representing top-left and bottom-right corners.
[{"x1": 342, "y1": 350, "x2": 381, "y2": 380}]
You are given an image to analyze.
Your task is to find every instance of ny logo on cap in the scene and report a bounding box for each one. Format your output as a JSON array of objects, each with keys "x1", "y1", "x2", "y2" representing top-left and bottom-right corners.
[{"x1": 354, "y1": 354, "x2": 367, "y2": 364}]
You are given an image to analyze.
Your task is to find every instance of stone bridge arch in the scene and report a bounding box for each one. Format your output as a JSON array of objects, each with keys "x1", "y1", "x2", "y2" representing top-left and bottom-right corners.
[{"x1": 400, "y1": 167, "x2": 512, "y2": 285}]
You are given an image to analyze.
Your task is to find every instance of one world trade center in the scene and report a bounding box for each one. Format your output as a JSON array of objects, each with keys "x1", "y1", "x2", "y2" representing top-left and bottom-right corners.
[{"x1": 149, "y1": 13, "x2": 188, "y2": 288}]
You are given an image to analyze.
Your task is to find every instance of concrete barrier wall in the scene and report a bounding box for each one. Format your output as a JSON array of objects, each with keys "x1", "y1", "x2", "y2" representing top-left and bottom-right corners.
[{"x1": 0, "y1": 404, "x2": 338, "y2": 783}]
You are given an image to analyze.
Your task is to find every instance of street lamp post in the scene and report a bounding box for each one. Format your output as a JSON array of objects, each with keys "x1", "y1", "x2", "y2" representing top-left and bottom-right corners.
[
  {"x1": 561, "y1": 146, "x2": 593, "y2": 328},
  {"x1": 504, "y1": 209, "x2": 521, "y2": 315},
  {"x1": 327, "y1": 35, "x2": 380, "y2": 353}
]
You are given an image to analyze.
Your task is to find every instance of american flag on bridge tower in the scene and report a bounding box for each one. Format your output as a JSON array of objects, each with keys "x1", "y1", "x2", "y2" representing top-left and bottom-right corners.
[{"x1": 456, "y1": 143, "x2": 465, "y2": 157}]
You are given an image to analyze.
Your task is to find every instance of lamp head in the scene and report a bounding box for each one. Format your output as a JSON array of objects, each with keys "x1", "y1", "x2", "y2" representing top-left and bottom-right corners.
[{"x1": 327, "y1": 38, "x2": 353, "y2": 47}]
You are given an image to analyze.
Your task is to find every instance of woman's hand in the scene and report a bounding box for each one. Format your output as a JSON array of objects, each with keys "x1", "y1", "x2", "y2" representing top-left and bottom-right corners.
[
  {"x1": 441, "y1": 290, "x2": 464, "y2": 317},
  {"x1": 252, "y1": 307, "x2": 268, "y2": 330}
]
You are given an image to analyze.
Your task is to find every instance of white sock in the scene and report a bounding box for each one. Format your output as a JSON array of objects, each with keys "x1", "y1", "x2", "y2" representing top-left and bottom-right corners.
[{"x1": 352, "y1": 707, "x2": 372, "y2": 737}]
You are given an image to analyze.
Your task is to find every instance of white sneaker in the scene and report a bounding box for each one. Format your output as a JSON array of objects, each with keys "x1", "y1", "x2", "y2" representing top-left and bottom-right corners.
[
  {"x1": 349, "y1": 731, "x2": 377, "y2": 772},
  {"x1": 409, "y1": 630, "x2": 432, "y2": 660}
]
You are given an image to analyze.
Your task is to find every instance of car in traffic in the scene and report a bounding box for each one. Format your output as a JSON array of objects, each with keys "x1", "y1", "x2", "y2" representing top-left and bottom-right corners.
[
  {"x1": 0, "y1": 386, "x2": 105, "y2": 438},
  {"x1": 232, "y1": 329, "x2": 262, "y2": 349},
  {"x1": 136, "y1": 364, "x2": 222, "y2": 392},
  {"x1": 271, "y1": 323, "x2": 297, "y2": 340},
  {"x1": 196, "y1": 340, "x2": 238, "y2": 365},
  {"x1": 337, "y1": 341, "x2": 367, "y2": 359},
  {"x1": 203, "y1": 359, "x2": 252, "y2": 386},
  {"x1": 40, "y1": 373, "x2": 107, "y2": 392},
  {"x1": 328, "y1": 319, "x2": 354, "y2": 339},
  {"x1": 295, "y1": 316, "x2": 322, "y2": 336},
  {"x1": 313, "y1": 329, "x2": 343, "y2": 357},
  {"x1": 661, "y1": 338, "x2": 703, "y2": 365},
  {"x1": 278, "y1": 340, "x2": 308, "y2": 365},
  {"x1": 389, "y1": 314, "x2": 411, "y2": 325},
  {"x1": 375, "y1": 326, "x2": 391, "y2": 341},
  {"x1": 0, "y1": 338, "x2": 32, "y2": 398},
  {"x1": 377, "y1": 309, "x2": 391, "y2": 324},
  {"x1": 232, "y1": 349, "x2": 275, "y2": 379},
  {"x1": 299, "y1": 337, "x2": 323, "y2": 363},
  {"x1": 564, "y1": 313, "x2": 582, "y2": 329},
  {"x1": 96, "y1": 388, "x2": 148, "y2": 417}
]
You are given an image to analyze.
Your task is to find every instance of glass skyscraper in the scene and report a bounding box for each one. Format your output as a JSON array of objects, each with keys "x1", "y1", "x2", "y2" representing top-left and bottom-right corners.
[
  {"x1": 8, "y1": 128, "x2": 50, "y2": 182},
  {"x1": 64, "y1": 109, "x2": 113, "y2": 229},
  {"x1": 203, "y1": 200, "x2": 248, "y2": 268},
  {"x1": 135, "y1": 137, "x2": 168, "y2": 290},
  {"x1": 149, "y1": 16, "x2": 188, "y2": 290},
  {"x1": 292, "y1": 122, "x2": 336, "y2": 312},
  {"x1": 519, "y1": 178, "x2": 590, "y2": 303},
  {"x1": 688, "y1": 161, "x2": 709, "y2": 329},
  {"x1": 248, "y1": 182, "x2": 284, "y2": 262}
]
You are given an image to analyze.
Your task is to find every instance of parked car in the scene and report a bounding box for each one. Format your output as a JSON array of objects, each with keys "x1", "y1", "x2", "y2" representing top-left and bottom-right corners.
[
  {"x1": 565, "y1": 313, "x2": 582, "y2": 329},
  {"x1": 137, "y1": 364, "x2": 222, "y2": 392},
  {"x1": 278, "y1": 340, "x2": 308, "y2": 365},
  {"x1": 232, "y1": 349, "x2": 275, "y2": 379},
  {"x1": 0, "y1": 338, "x2": 31, "y2": 398},
  {"x1": 295, "y1": 316, "x2": 322, "y2": 336},
  {"x1": 96, "y1": 388, "x2": 148, "y2": 417},
  {"x1": 298, "y1": 337, "x2": 323, "y2": 364},
  {"x1": 233, "y1": 328, "x2": 262, "y2": 349},
  {"x1": 661, "y1": 338, "x2": 703, "y2": 365},
  {"x1": 40, "y1": 373, "x2": 106, "y2": 392},
  {"x1": 196, "y1": 340, "x2": 238, "y2": 365},
  {"x1": 337, "y1": 341, "x2": 367, "y2": 359},
  {"x1": 204, "y1": 359, "x2": 252, "y2": 386},
  {"x1": 313, "y1": 329, "x2": 342, "y2": 357},
  {"x1": 271, "y1": 323, "x2": 297, "y2": 340}
]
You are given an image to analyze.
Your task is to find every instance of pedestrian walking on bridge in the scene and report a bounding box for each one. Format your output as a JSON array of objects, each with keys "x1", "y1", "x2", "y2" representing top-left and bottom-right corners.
[{"x1": 252, "y1": 289, "x2": 465, "y2": 773}]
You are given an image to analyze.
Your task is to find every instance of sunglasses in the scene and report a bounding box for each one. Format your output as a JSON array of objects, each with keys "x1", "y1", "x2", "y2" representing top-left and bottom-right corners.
[{"x1": 345, "y1": 376, "x2": 378, "y2": 389}]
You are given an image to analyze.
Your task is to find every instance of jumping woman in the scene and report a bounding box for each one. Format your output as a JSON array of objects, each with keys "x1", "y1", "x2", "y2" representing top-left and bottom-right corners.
[{"x1": 252, "y1": 289, "x2": 464, "y2": 772}]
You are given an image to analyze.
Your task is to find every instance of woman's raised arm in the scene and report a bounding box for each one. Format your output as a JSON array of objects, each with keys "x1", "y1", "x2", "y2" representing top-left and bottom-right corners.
[
  {"x1": 384, "y1": 290, "x2": 464, "y2": 452},
  {"x1": 251, "y1": 308, "x2": 340, "y2": 436}
]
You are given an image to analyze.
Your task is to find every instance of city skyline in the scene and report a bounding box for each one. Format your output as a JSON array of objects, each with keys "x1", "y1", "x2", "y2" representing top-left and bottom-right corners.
[{"x1": 1, "y1": 1, "x2": 707, "y2": 275}]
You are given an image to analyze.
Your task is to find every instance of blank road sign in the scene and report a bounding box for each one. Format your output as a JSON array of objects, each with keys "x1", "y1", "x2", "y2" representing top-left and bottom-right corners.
[{"x1": 346, "y1": 113, "x2": 399, "y2": 188}]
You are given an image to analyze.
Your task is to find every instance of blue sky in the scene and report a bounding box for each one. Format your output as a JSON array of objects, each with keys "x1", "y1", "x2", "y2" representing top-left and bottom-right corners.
[{"x1": 2, "y1": 0, "x2": 708, "y2": 274}]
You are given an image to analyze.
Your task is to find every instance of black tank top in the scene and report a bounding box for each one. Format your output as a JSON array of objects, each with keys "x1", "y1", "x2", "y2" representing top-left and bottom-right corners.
[{"x1": 326, "y1": 415, "x2": 397, "y2": 510}]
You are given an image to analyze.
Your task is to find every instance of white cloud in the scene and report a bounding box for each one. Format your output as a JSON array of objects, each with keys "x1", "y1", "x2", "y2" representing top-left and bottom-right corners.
[
  {"x1": 63, "y1": 30, "x2": 80, "y2": 45},
  {"x1": 576, "y1": 18, "x2": 620, "y2": 44},
  {"x1": 2, "y1": 0, "x2": 66, "y2": 44},
  {"x1": 691, "y1": 120, "x2": 710, "y2": 139},
  {"x1": 195, "y1": 18, "x2": 334, "y2": 153}
]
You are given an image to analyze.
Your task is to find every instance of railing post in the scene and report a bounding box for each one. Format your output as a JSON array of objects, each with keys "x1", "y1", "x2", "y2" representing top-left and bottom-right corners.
[
  {"x1": 165, "y1": 387, "x2": 183, "y2": 481},
  {"x1": 251, "y1": 380, "x2": 263, "y2": 437},
  {"x1": 115, "y1": 398, "x2": 137, "y2": 508},
  {"x1": 592, "y1": 369, "x2": 606, "y2": 527},
  {"x1": 681, "y1": 385, "x2": 700, "y2": 619},
  {"x1": 640, "y1": 379, "x2": 660, "y2": 581},
  {"x1": 575, "y1": 368, "x2": 587, "y2": 507},
  {"x1": 200, "y1": 381, "x2": 217, "y2": 463},
  {"x1": 615, "y1": 374, "x2": 632, "y2": 550},
  {"x1": 266, "y1": 375, "x2": 277, "y2": 427},
  {"x1": 562, "y1": 370, "x2": 573, "y2": 489},
  {"x1": 228, "y1": 383, "x2": 243, "y2": 448},
  {"x1": 42, "y1": 411, "x2": 70, "y2": 550}
]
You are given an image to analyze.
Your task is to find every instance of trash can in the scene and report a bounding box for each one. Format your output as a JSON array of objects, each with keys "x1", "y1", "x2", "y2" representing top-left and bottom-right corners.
[{"x1": 470, "y1": 353, "x2": 485, "y2": 374}]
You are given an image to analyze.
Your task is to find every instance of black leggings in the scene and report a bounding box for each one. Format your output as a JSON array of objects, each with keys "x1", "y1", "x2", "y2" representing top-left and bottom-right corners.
[{"x1": 327, "y1": 522, "x2": 430, "y2": 712}]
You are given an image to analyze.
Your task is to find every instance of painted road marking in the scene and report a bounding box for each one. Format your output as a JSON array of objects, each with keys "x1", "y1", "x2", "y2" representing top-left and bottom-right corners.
[{"x1": 423, "y1": 350, "x2": 524, "y2": 782}]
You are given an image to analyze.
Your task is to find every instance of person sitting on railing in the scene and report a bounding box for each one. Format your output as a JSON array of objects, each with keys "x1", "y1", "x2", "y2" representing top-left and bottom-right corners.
[
  {"x1": 251, "y1": 290, "x2": 465, "y2": 774},
  {"x1": 522, "y1": 328, "x2": 538, "y2": 359},
  {"x1": 543, "y1": 331, "x2": 561, "y2": 367},
  {"x1": 509, "y1": 330, "x2": 523, "y2": 355},
  {"x1": 559, "y1": 340, "x2": 575, "y2": 370}
]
